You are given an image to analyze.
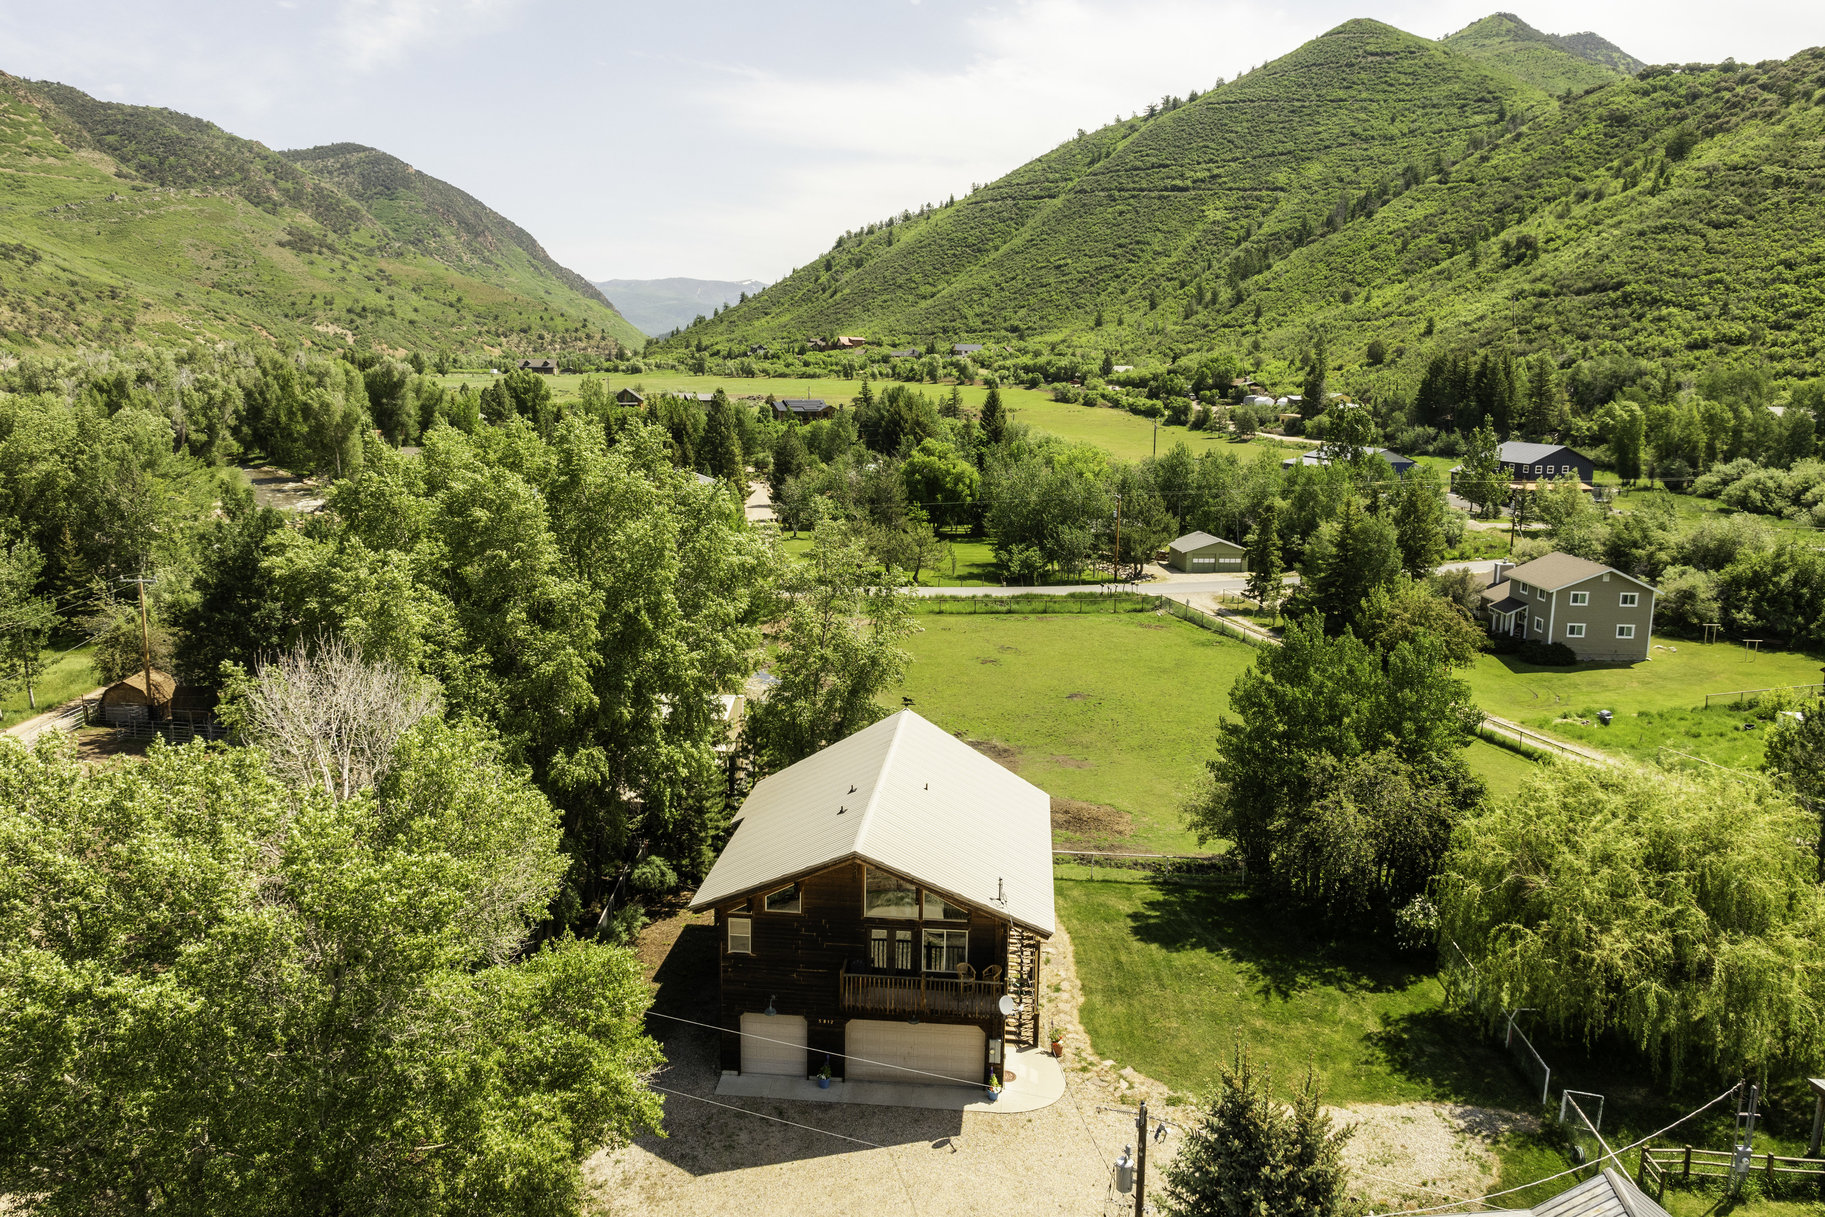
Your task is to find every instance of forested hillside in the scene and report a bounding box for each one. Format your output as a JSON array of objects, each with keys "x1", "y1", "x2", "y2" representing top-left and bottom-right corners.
[
  {"x1": 0, "y1": 74, "x2": 644, "y2": 355},
  {"x1": 676, "y1": 16, "x2": 1825, "y2": 385}
]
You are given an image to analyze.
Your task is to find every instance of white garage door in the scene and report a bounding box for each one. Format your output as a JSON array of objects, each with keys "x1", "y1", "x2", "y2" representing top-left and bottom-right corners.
[
  {"x1": 846, "y1": 1020, "x2": 984, "y2": 1086},
  {"x1": 740, "y1": 1013, "x2": 807, "y2": 1077}
]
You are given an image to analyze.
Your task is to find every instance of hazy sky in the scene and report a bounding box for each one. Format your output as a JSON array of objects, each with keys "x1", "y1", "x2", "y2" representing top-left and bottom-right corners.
[{"x1": 1, "y1": 1, "x2": 1818, "y2": 283}]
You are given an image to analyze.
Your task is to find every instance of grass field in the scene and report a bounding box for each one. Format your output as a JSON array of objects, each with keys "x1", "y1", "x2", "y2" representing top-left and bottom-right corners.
[
  {"x1": 895, "y1": 606, "x2": 1540, "y2": 849},
  {"x1": 439, "y1": 371, "x2": 1310, "y2": 465},
  {"x1": 1058, "y1": 871, "x2": 1811, "y2": 1211},
  {"x1": 896, "y1": 608, "x2": 1257, "y2": 852},
  {"x1": 0, "y1": 644, "x2": 99, "y2": 727},
  {"x1": 1466, "y1": 640, "x2": 1825, "y2": 769},
  {"x1": 773, "y1": 533, "x2": 1099, "y2": 588}
]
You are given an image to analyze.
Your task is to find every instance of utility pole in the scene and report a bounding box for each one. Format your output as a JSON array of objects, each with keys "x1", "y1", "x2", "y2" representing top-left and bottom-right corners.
[
  {"x1": 1134, "y1": 1098, "x2": 1148, "y2": 1217},
  {"x1": 120, "y1": 575, "x2": 156, "y2": 705}
]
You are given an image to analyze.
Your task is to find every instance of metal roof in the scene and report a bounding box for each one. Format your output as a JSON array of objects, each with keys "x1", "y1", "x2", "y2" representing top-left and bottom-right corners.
[
  {"x1": 1482, "y1": 1167, "x2": 1672, "y2": 1217},
  {"x1": 1168, "y1": 531, "x2": 1234, "y2": 552},
  {"x1": 689, "y1": 711, "x2": 1056, "y2": 936},
  {"x1": 1506, "y1": 551, "x2": 1655, "y2": 593},
  {"x1": 777, "y1": 398, "x2": 828, "y2": 411},
  {"x1": 1280, "y1": 445, "x2": 1413, "y2": 470},
  {"x1": 1498, "y1": 441, "x2": 1583, "y2": 465}
]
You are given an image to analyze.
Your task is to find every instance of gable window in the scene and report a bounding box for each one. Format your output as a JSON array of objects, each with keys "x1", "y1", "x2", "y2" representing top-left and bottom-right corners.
[
  {"x1": 727, "y1": 916, "x2": 752, "y2": 955},
  {"x1": 1620, "y1": 592, "x2": 1639, "y2": 608},
  {"x1": 765, "y1": 883, "x2": 801, "y2": 914},
  {"x1": 1617, "y1": 624, "x2": 1636, "y2": 639},
  {"x1": 924, "y1": 892, "x2": 968, "y2": 921},
  {"x1": 1565, "y1": 623, "x2": 1586, "y2": 638},
  {"x1": 922, "y1": 928, "x2": 969, "y2": 974},
  {"x1": 871, "y1": 927, "x2": 913, "y2": 970},
  {"x1": 1569, "y1": 591, "x2": 1589, "y2": 606},
  {"x1": 863, "y1": 867, "x2": 917, "y2": 919}
]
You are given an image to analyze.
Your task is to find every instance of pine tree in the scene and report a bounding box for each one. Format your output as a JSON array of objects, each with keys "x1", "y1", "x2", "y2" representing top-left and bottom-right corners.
[
  {"x1": 1243, "y1": 502, "x2": 1284, "y2": 620},
  {"x1": 980, "y1": 383, "x2": 1006, "y2": 445},
  {"x1": 1301, "y1": 334, "x2": 1328, "y2": 410},
  {"x1": 700, "y1": 394, "x2": 744, "y2": 483},
  {"x1": 1101, "y1": 351, "x2": 1115, "y2": 377},
  {"x1": 1161, "y1": 1038, "x2": 1351, "y2": 1217},
  {"x1": 1391, "y1": 467, "x2": 1448, "y2": 577}
]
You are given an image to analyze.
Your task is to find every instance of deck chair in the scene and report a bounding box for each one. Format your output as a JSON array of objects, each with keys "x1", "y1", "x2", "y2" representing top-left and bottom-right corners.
[{"x1": 954, "y1": 961, "x2": 976, "y2": 981}]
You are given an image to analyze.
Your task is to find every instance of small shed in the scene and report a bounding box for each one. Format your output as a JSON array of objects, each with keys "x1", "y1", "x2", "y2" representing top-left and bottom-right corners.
[
  {"x1": 951, "y1": 343, "x2": 985, "y2": 356},
  {"x1": 100, "y1": 669, "x2": 176, "y2": 725},
  {"x1": 615, "y1": 388, "x2": 645, "y2": 407},
  {"x1": 1166, "y1": 531, "x2": 1248, "y2": 574}
]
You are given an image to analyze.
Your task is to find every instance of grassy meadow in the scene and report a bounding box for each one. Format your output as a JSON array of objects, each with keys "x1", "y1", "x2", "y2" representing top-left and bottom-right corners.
[
  {"x1": 0, "y1": 644, "x2": 100, "y2": 727},
  {"x1": 1467, "y1": 640, "x2": 1825, "y2": 769}
]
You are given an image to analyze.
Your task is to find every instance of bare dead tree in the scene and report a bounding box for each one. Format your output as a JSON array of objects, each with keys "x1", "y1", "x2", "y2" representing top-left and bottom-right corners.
[{"x1": 232, "y1": 637, "x2": 441, "y2": 802}]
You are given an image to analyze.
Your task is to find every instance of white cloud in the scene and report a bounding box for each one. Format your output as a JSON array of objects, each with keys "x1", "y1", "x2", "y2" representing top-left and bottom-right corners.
[{"x1": 326, "y1": 0, "x2": 526, "y2": 72}]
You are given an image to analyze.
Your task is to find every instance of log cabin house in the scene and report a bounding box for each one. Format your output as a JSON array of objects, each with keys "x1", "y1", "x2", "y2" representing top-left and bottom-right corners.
[{"x1": 690, "y1": 710, "x2": 1055, "y2": 1090}]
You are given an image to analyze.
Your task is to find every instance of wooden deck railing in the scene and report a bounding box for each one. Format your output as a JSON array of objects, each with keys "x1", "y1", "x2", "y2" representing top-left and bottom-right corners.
[{"x1": 840, "y1": 970, "x2": 1005, "y2": 1020}]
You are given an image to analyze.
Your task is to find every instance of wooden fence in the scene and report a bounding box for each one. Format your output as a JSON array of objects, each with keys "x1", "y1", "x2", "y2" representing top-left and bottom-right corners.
[
  {"x1": 1638, "y1": 1145, "x2": 1825, "y2": 1200},
  {"x1": 1703, "y1": 682, "x2": 1825, "y2": 708}
]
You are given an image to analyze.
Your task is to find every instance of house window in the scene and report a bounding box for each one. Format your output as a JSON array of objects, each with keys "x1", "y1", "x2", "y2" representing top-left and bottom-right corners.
[
  {"x1": 1569, "y1": 591, "x2": 1589, "y2": 606},
  {"x1": 1620, "y1": 592, "x2": 1639, "y2": 607},
  {"x1": 1617, "y1": 624, "x2": 1636, "y2": 639},
  {"x1": 922, "y1": 928, "x2": 969, "y2": 974},
  {"x1": 1535, "y1": 587, "x2": 1546, "y2": 600},
  {"x1": 727, "y1": 916, "x2": 752, "y2": 955},
  {"x1": 1534, "y1": 617, "x2": 1544, "y2": 633},
  {"x1": 863, "y1": 867, "x2": 917, "y2": 918},
  {"x1": 1566, "y1": 623, "x2": 1586, "y2": 638},
  {"x1": 869, "y1": 927, "x2": 914, "y2": 970},
  {"x1": 764, "y1": 883, "x2": 801, "y2": 914},
  {"x1": 924, "y1": 892, "x2": 968, "y2": 921}
]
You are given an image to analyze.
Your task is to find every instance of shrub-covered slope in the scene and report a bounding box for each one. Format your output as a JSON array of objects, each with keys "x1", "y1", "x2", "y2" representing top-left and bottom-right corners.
[
  {"x1": 1442, "y1": 13, "x2": 1639, "y2": 95},
  {"x1": 0, "y1": 74, "x2": 642, "y2": 354},
  {"x1": 678, "y1": 16, "x2": 1825, "y2": 381}
]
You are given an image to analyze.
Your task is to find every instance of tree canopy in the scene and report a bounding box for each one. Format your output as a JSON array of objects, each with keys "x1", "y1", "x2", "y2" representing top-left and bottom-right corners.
[{"x1": 0, "y1": 728, "x2": 662, "y2": 1215}]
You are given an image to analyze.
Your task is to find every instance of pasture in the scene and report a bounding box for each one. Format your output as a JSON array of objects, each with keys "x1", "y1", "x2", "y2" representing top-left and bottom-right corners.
[
  {"x1": 0, "y1": 644, "x2": 99, "y2": 727},
  {"x1": 1466, "y1": 639, "x2": 1825, "y2": 769}
]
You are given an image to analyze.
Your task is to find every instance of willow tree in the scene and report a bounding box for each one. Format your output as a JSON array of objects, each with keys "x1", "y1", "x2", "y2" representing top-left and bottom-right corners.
[{"x1": 1437, "y1": 763, "x2": 1825, "y2": 1081}]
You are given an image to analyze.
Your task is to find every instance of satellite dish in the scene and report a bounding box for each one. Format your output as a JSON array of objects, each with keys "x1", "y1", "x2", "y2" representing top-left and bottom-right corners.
[{"x1": 997, "y1": 994, "x2": 1016, "y2": 1016}]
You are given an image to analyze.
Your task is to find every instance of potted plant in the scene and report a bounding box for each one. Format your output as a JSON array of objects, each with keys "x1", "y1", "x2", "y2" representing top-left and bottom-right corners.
[
  {"x1": 1049, "y1": 1025, "x2": 1064, "y2": 1058},
  {"x1": 985, "y1": 1071, "x2": 1001, "y2": 1102},
  {"x1": 815, "y1": 1056, "x2": 832, "y2": 1089}
]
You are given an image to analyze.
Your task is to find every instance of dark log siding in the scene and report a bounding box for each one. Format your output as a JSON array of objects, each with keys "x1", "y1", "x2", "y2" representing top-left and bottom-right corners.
[{"x1": 712, "y1": 859, "x2": 1015, "y2": 1079}]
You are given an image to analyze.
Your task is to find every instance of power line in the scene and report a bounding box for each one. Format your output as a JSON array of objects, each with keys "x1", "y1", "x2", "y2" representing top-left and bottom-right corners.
[
  {"x1": 647, "y1": 1085, "x2": 922, "y2": 1217},
  {"x1": 644, "y1": 1008, "x2": 993, "y2": 1089},
  {"x1": 1365, "y1": 1083, "x2": 1742, "y2": 1217}
]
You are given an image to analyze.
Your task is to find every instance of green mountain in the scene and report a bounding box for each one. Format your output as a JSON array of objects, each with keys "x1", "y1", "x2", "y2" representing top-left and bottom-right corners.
[
  {"x1": 595, "y1": 277, "x2": 770, "y2": 337},
  {"x1": 1442, "y1": 13, "x2": 1641, "y2": 95},
  {"x1": 674, "y1": 17, "x2": 1825, "y2": 382},
  {"x1": 0, "y1": 74, "x2": 644, "y2": 355}
]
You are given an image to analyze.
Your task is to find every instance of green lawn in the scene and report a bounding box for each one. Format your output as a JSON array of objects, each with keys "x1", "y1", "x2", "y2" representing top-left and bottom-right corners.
[
  {"x1": 0, "y1": 644, "x2": 99, "y2": 726},
  {"x1": 1058, "y1": 872, "x2": 1807, "y2": 1212},
  {"x1": 1058, "y1": 874, "x2": 1515, "y2": 1106},
  {"x1": 1465, "y1": 641, "x2": 1825, "y2": 768},
  {"x1": 774, "y1": 533, "x2": 1096, "y2": 587},
  {"x1": 896, "y1": 608, "x2": 1259, "y2": 852},
  {"x1": 1464, "y1": 737, "x2": 1541, "y2": 799}
]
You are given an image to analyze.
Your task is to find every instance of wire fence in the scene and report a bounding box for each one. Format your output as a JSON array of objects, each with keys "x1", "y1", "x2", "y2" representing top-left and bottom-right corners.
[
  {"x1": 1702, "y1": 682, "x2": 1825, "y2": 707},
  {"x1": 1499, "y1": 1009, "x2": 1553, "y2": 1107},
  {"x1": 1561, "y1": 1090, "x2": 1609, "y2": 1173},
  {"x1": 1052, "y1": 849, "x2": 1245, "y2": 887}
]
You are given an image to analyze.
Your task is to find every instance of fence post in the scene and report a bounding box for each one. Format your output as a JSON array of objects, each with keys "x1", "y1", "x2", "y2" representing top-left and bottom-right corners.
[{"x1": 1684, "y1": 1145, "x2": 1692, "y2": 1182}]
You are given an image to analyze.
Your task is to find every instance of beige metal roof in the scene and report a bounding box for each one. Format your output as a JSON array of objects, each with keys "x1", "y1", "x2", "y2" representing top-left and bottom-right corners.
[
  {"x1": 689, "y1": 710, "x2": 1056, "y2": 936},
  {"x1": 1505, "y1": 551, "x2": 1655, "y2": 594}
]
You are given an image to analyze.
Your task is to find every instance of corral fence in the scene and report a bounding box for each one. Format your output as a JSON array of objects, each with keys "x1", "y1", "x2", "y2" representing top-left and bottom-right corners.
[
  {"x1": 1703, "y1": 682, "x2": 1825, "y2": 708},
  {"x1": 1638, "y1": 1146, "x2": 1825, "y2": 1201},
  {"x1": 918, "y1": 589, "x2": 1276, "y2": 647},
  {"x1": 1053, "y1": 849, "x2": 1245, "y2": 888}
]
